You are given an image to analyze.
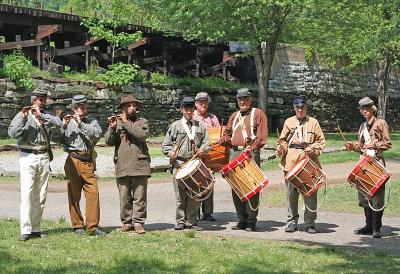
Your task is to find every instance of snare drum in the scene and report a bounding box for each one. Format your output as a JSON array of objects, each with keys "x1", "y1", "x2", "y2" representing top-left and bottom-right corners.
[
  {"x1": 175, "y1": 158, "x2": 215, "y2": 201},
  {"x1": 200, "y1": 127, "x2": 229, "y2": 171},
  {"x1": 285, "y1": 156, "x2": 327, "y2": 197},
  {"x1": 221, "y1": 151, "x2": 269, "y2": 202},
  {"x1": 347, "y1": 155, "x2": 391, "y2": 200}
]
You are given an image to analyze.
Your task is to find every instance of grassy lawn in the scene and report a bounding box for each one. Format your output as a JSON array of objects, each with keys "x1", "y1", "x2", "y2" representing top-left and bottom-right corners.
[
  {"x1": 0, "y1": 219, "x2": 399, "y2": 274},
  {"x1": 261, "y1": 179, "x2": 400, "y2": 216}
]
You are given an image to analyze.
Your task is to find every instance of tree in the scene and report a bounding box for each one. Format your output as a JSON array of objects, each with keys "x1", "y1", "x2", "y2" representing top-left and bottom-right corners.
[
  {"x1": 80, "y1": 0, "x2": 142, "y2": 64},
  {"x1": 300, "y1": 0, "x2": 400, "y2": 119},
  {"x1": 143, "y1": 0, "x2": 307, "y2": 113}
]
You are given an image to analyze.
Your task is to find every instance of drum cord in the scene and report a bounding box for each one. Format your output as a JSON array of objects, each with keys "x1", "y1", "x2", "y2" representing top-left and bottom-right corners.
[
  {"x1": 368, "y1": 179, "x2": 391, "y2": 212},
  {"x1": 303, "y1": 171, "x2": 328, "y2": 213}
]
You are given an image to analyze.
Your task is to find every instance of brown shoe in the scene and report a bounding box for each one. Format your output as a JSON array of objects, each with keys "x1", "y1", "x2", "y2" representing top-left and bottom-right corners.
[
  {"x1": 120, "y1": 224, "x2": 133, "y2": 232},
  {"x1": 134, "y1": 224, "x2": 146, "y2": 234}
]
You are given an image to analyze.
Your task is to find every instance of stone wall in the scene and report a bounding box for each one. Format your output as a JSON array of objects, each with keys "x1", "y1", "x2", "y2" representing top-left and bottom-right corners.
[{"x1": 1, "y1": 62, "x2": 399, "y2": 138}]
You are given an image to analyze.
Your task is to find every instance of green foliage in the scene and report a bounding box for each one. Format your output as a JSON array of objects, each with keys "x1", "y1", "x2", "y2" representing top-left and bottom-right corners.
[
  {"x1": 2, "y1": 49, "x2": 36, "y2": 90},
  {"x1": 146, "y1": 72, "x2": 253, "y2": 91},
  {"x1": 98, "y1": 63, "x2": 143, "y2": 87}
]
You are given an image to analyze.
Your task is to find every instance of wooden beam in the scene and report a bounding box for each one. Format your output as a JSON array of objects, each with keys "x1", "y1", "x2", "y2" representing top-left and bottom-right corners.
[
  {"x1": 140, "y1": 56, "x2": 164, "y2": 65},
  {"x1": 0, "y1": 38, "x2": 43, "y2": 51},
  {"x1": 127, "y1": 37, "x2": 149, "y2": 50},
  {"x1": 54, "y1": 45, "x2": 91, "y2": 56},
  {"x1": 170, "y1": 58, "x2": 200, "y2": 72},
  {"x1": 36, "y1": 24, "x2": 62, "y2": 39},
  {"x1": 85, "y1": 37, "x2": 103, "y2": 45}
]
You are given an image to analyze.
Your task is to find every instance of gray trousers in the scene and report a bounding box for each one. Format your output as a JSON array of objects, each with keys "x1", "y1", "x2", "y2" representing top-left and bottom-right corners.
[
  {"x1": 200, "y1": 185, "x2": 214, "y2": 215},
  {"x1": 230, "y1": 149, "x2": 261, "y2": 224},
  {"x1": 116, "y1": 176, "x2": 148, "y2": 226},
  {"x1": 285, "y1": 172, "x2": 317, "y2": 227},
  {"x1": 173, "y1": 168, "x2": 199, "y2": 226}
]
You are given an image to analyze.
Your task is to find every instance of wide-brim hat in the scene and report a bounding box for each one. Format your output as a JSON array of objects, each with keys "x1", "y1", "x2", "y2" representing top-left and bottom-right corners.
[
  {"x1": 31, "y1": 87, "x2": 48, "y2": 97},
  {"x1": 117, "y1": 94, "x2": 144, "y2": 109}
]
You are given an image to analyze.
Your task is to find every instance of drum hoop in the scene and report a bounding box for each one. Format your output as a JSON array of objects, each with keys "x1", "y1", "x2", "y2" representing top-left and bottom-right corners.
[
  {"x1": 240, "y1": 179, "x2": 269, "y2": 202},
  {"x1": 221, "y1": 151, "x2": 250, "y2": 172},
  {"x1": 176, "y1": 159, "x2": 202, "y2": 180},
  {"x1": 285, "y1": 156, "x2": 310, "y2": 180}
]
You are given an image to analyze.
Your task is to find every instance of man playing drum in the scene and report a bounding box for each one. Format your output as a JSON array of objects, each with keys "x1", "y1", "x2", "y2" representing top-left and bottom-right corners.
[
  {"x1": 344, "y1": 97, "x2": 391, "y2": 238},
  {"x1": 276, "y1": 95, "x2": 325, "y2": 234},
  {"x1": 162, "y1": 96, "x2": 210, "y2": 231},
  {"x1": 105, "y1": 95, "x2": 151, "y2": 234},
  {"x1": 220, "y1": 88, "x2": 268, "y2": 232},
  {"x1": 193, "y1": 92, "x2": 220, "y2": 222}
]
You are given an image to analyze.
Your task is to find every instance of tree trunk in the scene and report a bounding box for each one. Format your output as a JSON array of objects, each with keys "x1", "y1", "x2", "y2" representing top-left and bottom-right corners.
[
  {"x1": 253, "y1": 40, "x2": 277, "y2": 115},
  {"x1": 376, "y1": 51, "x2": 391, "y2": 119}
]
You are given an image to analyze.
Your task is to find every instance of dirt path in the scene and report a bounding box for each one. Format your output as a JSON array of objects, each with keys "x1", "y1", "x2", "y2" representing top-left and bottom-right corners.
[{"x1": 1, "y1": 159, "x2": 399, "y2": 254}]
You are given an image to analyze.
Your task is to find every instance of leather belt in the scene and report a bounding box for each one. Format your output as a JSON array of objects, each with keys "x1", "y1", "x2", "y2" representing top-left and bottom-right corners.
[
  {"x1": 21, "y1": 148, "x2": 48, "y2": 154},
  {"x1": 69, "y1": 151, "x2": 92, "y2": 162},
  {"x1": 232, "y1": 146, "x2": 244, "y2": 151},
  {"x1": 289, "y1": 144, "x2": 306, "y2": 149}
]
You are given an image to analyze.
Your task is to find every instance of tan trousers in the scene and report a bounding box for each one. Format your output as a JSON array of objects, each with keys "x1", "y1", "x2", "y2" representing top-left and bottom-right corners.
[
  {"x1": 64, "y1": 156, "x2": 100, "y2": 231},
  {"x1": 19, "y1": 152, "x2": 50, "y2": 235}
]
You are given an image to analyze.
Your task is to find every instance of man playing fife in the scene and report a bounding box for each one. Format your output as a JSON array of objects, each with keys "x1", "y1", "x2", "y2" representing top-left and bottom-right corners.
[
  {"x1": 105, "y1": 94, "x2": 151, "y2": 234},
  {"x1": 8, "y1": 88, "x2": 62, "y2": 241},
  {"x1": 162, "y1": 96, "x2": 210, "y2": 231},
  {"x1": 220, "y1": 88, "x2": 268, "y2": 232},
  {"x1": 61, "y1": 95, "x2": 106, "y2": 236},
  {"x1": 344, "y1": 97, "x2": 391, "y2": 238},
  {"x1": 276, "y1": 95, "x2": 325, "y2": 234},
  {"x1": 193, "y1": 91, "x2": 220, "y2": 222}
]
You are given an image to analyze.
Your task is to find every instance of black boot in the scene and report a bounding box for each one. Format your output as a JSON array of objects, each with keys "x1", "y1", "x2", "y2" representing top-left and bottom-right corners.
[
  {"x1": 354, "y1": 207, "x2": 373, "y2": 235},
  {"x1": 372, "y1": 210, "x2": 384, "y2": 238}
]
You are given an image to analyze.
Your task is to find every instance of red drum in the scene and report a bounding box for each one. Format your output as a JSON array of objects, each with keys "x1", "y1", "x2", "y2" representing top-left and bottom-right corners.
[
  {"x1": 175, "y1": 158, "x2": 215, "y2": 201},
  {"x1": 221, "y1": 151, "x2": 269, "y2": 202},
  {"x1": 347, "y1": 155, "x2": 391, "y2": 200},
  {"x1": 200, "y1": 127, "x2": 229, "y2": 172},
  {"x1": 285, "y1": 156, "x2": 326, "y2": 197}
]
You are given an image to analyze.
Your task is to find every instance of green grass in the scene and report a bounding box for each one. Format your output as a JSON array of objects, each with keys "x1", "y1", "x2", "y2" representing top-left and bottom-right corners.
[
  {"x1": 261, "y1": 179, "x2": 400, "y2": 216},
  {"x1": 0, "y1": 219, "x2": 399, "y2": 273}
]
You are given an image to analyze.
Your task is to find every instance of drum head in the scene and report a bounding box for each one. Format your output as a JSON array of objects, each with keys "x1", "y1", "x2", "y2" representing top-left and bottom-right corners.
[
  {"x1": 176, "y1": 159, "x2": 200, "y2": 180},
  {"x1": 286, "y1": 157, "x2": 308, "y2": 179}
]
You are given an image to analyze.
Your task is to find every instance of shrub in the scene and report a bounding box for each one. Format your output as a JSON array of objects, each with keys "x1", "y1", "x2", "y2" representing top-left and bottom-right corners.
[
  {"x1": 3, "y1": 49, "x2": 36, "y2": 90},
  {"x1": 98, "y1": 63, "x2": 144, "y2": 87}
]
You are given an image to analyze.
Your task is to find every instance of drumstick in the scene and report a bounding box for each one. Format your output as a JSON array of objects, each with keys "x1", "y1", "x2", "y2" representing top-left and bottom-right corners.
[
  {"x1": 219, "y1": 119, "x2": 224, "y2": 138},
  {"x1": 337, "y1": 124, "x2": 347, "y2": 142}
]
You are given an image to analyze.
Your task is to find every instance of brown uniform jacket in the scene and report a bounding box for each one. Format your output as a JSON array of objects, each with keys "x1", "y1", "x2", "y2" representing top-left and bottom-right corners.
[
  {"x1": 277, "y1": 115, "x2": 325, "y2": 171},
  {"x1": 352, "y1": 117, "x2": 391, "y2": 158},
  {"x1": 221, "y1": 107, "x2": 268, "y2": 152},
  {"x1": 104, "y1": 117, "x2": 151, "y2": 178}
]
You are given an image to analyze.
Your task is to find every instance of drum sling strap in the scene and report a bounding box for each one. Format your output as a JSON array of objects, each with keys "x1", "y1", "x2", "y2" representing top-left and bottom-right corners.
[
  {"x1": 361, "y1": 119, "x2": 376, "y2": 158},
  {"x1": 181, "y1": 118, "x2": 196, "y2": 155},
  {"x1": 288, "y1": 119, "x2": 308, "y2": 148},
  {"x1": 232, "y1": 108, "x2": 256, "y2": 145}
]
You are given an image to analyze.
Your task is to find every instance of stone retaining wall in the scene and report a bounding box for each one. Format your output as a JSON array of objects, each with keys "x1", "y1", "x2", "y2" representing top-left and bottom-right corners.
[{"x1": 1, "y1": 62, "x2": 399, "y2": 138}]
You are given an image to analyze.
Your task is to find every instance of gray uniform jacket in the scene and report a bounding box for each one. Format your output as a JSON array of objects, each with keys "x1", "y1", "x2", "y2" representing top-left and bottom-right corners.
[
  {"x1": 162, "y1": 119, "x2": 210, "y2": 167},
  {"x1": 104, "y1": 117, "x2": 151, "y2": 178},
  {"x1": 8, "y1": 111, "x2": 62, "y2": 148},
  {"x1": 61, "y1": 117, "x2": 102, "y2": 152}
]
